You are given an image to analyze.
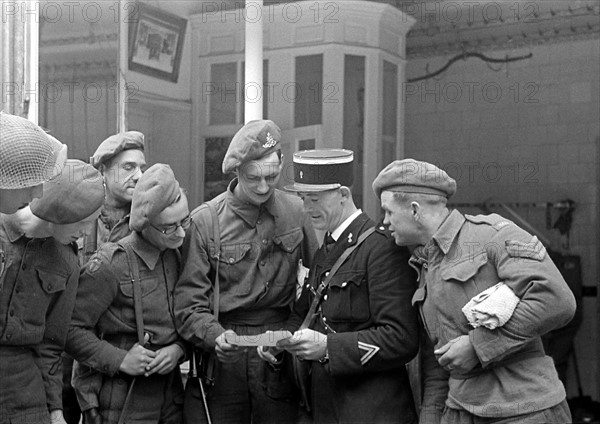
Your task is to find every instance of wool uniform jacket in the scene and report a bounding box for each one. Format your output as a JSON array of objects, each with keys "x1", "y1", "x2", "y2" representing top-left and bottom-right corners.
[{"x1": 288, "y1": 212, "x2": 420, "y2": 424}]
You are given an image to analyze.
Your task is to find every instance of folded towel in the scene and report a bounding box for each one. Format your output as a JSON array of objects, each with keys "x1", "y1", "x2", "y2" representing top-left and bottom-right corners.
[{"x1": 462, "y1": 282, "x2": 520, "y2": 330}]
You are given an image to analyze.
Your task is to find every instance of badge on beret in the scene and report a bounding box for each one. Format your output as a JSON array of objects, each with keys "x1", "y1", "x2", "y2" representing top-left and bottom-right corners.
[{"x1": 262, "y1": 132, "x2": 276, "y2": 149}]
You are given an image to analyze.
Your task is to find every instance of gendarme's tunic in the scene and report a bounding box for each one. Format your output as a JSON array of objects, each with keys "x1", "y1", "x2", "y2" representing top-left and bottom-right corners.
[
  {"x1": 288, "y1": 212, "x2": 420, "y2": 424},
  {"x1": 0, "y1": 215, "x2": 79, "y2": 422},
  {"x1": 412, "y1": 210, "x2": 576, "y2": 422}
]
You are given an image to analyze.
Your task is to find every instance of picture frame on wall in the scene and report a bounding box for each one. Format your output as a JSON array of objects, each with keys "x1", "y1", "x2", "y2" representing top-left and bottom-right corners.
[{"x1": 128, "y1": 3, "x2": 187, "y2": 83}]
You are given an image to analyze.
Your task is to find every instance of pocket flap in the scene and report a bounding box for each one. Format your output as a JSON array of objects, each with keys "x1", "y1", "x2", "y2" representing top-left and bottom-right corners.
[
  {"x1": 441, "y1": 252, "x2": 488, "y2": 282},
  {"x1": 329, "y1": 270, "x2": 365, "y2": 288},
  {"x1": 273, "y1": 228, "x2": 303, "y2": 253},
  {"x1": 37, "y1": 268, "x2": 68, "y2": 294},
  {"x1": 218, "y1": 243, "x2": 252, "y2": 265}
]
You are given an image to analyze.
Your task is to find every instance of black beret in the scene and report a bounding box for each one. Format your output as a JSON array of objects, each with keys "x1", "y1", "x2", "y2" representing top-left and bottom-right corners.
[
  {"x1": 222, "y1": 120, "x2": 281, "y2": 173},
  {"x1": 372, "y1": 159, "x2": 457, "y2": 199},
  {"x1": 91, "y1": 131, "x2": 145, "y2": 168},
  {"x1": 130, "y1": 164, "x2": 180, "y2": 231},
  {"x1": 30, "y1": 159, "x2": 105, "y2": 224}
]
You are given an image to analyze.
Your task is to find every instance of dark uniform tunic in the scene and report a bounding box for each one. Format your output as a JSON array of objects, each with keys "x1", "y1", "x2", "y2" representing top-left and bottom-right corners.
[
  {"x1": 66, "y1": 232, "x2": 185, "y2": 424},
  {"x1": 0, "y1": 215, "x2": 79, "y2": 423},
  {"x1": 288, "y1": 212, "x2": 420, "y2": 424},
  {"x1": 412, "y1": 211, "x2": 576, "y2": 423},
  {"x1": 175, "y1": 180, "x2": 318, "y2": 423}
]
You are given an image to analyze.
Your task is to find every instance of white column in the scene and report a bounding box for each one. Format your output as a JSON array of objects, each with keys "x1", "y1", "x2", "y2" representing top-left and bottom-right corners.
[
  {"x1": 25, "y1": 0, "x2": 39, "y2": 124},
  {"x1": 118, "y1": 0, "x2": 128, "y2": 132},
  {"x1": 244, "y1": 0, "x2": 263, "y2": 123}
]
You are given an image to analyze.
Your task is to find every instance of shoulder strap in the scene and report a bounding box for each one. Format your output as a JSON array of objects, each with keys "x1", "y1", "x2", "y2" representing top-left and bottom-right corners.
[
  {"x1": 121, "y1": 242, "x2": 145, "y2": 345},
  {"x1": 299, "y1": 226, "x2": 376, "y2": 330},
  {"x1": 205, "y1": 201, "x2": 221, "y2": 319}
]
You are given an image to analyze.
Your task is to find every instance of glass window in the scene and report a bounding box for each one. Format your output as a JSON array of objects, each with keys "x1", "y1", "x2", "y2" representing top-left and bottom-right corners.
[
  {"x1": 294, "y1": 54, "x2": 323, "y2": 127},
  {"x1": 209, "y1": 63, "x2": 238, "y2": 125}
]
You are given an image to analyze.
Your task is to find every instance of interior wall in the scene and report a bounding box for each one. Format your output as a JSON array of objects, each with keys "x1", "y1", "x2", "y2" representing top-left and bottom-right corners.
[{"x1": 404, "y1": 36, "x2": 600, "y2": 400}]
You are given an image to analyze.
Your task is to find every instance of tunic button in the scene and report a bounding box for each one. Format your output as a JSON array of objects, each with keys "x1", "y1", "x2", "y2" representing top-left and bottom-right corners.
[
  {"x1": 262, "y1": 239, "x2": 268, "y2": 245},
  {"x1": 47, "y1": 284, "x2": 53, "y2": 291},
  {"x1": 323, "y1": 295, "x2": 328, "y2": 301},
  {"x1": 341, "y1": 282, "x2": 348, "y2": 288},
  {"x1": 322, "y1": 317, "x2": 327, "y2": 322},
  {"x1": 325, "y1": 272, "x2": 330, "y2": 277},
  {"x1": 257, "y1": 219, "x2": 262, "y2": 225},
  {"x1": 260, "y1": 261, "x2": 266, "y2": 266},
  {"x1": 229, "y1": 258, "x2": 235, "y2": 264}
]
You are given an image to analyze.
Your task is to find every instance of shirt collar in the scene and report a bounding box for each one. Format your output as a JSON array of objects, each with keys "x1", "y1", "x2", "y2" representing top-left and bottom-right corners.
[
  {"x1": 226, "y1": 178, "x2": 279, "y2": 227},
  {"x1": 431, "y1": 209, "x2": 465, "y2": 255},
  {"x1": 0, "y1": 214, "x2": 27, "y2": 243},
  {"x1": 331, "y1": 209, "x2": 362, "y2": 241},
  {"x1": 125, "y1": 231, "x2": 162, "y2": 270}
]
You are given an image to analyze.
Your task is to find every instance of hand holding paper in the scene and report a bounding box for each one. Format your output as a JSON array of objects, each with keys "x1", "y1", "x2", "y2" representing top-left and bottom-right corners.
[{"x1": 225, "y1": 330, "x2": 293, "y2": 347}]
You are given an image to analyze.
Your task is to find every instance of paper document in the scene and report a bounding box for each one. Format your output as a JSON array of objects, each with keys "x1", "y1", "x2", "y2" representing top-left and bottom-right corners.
[{"x1": 225, "y1": 330, "x2": 293, "y2": 347}]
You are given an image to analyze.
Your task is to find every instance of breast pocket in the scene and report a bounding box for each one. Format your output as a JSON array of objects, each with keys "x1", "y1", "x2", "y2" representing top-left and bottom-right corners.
[
  {"x1": 273, "y1": 228, "x2": 303, "y2": 261},
  {"x1": 215, "y1": 242, "x2": 254, "y2": 295},
  {"x1": 28, "y1": 268, "x2": 68, "y2": 326},
  {"x1": 323, "y1": 270, "x2": 370, "y2": 324},
  {"x1": 119, "y1": 272, "x2": 160, "y2": 298},
  {"x1": 439, "y1": 252, "x2": 490, "y2": 309}
]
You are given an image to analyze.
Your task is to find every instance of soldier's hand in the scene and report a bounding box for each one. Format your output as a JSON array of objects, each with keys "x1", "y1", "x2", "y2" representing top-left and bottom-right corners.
[
  {"x1": 278, "y1": 328, "x2": 327, "y2": 361},
  {"x1": 119, "y1": 336, "x2": 157, "y2": 376},
  {"x1": 435, "y1": 335, "x2": 479, "y2": 373},
  {"x1": 144, "y1": 344, "x2": 185, "y2": 376},
  {"x1": 215, "y1": 330, "x2": 244, "y2": 363}
]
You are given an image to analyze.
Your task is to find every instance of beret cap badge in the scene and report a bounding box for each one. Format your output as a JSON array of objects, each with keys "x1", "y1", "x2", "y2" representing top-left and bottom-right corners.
[{"x1": 262, "y1": 132, "x2": 277, "y2": 149}]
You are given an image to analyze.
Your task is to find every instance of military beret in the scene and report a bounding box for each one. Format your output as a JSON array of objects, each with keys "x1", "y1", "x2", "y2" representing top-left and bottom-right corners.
[
  {"x1": 0, "y1": 111, "x2": 68, "y2": 189},
  {"x1": 130, "y1": 164, "x2": 180, "y2": 232},
  {"x1": 222, "y1": 120, "x2": 281, "y2": 174},
  {"x1": 90, "y1": 131, "x2": 145, "y2": 168},
  {"x1": 372, "y1": 159, "x2": 457, "y2": 199},
  {"x1": 285, "y1": 149, "x2": 354, "y2": 192},
  {"x1": 30, "y1": 159, "x2": 105, "y2": 224}
]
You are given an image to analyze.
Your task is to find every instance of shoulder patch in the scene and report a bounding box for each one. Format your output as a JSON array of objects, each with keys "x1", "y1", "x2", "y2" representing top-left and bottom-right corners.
[
  {"x1": 86, "y1": 255, "x2": 103, "y2": 274},
  {"x1": 465, "y1": 214, "x2": 513, "y2": 231}
]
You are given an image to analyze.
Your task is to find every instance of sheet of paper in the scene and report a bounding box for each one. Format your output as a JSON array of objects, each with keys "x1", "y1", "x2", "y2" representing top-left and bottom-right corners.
[{"x1": 225, "y1": 330, "x2": 293, "y2": 347}]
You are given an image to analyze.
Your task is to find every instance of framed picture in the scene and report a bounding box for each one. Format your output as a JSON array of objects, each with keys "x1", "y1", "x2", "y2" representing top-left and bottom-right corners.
[{"x1": 128, "y1": 3, "x2": 187, "y2": 83}]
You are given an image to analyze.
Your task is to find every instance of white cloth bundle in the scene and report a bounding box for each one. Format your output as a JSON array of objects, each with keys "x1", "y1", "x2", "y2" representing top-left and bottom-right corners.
[{"x1": 462, "y1": 282, "x2": 520, "y2": 330}]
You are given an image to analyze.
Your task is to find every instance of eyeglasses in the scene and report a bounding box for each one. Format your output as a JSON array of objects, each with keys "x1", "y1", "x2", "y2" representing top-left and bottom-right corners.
[{"x1": 151, "y1": 216, "x2": 192, "y2": 235}]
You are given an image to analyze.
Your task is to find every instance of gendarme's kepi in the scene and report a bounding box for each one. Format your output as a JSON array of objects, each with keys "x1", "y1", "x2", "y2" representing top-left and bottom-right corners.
[
  {"x1": 285, "y1": 149, "x2": 354, "y2": 192},
  {"x1": 372, "y1": 158, "x2": 456, "y2": 199}
]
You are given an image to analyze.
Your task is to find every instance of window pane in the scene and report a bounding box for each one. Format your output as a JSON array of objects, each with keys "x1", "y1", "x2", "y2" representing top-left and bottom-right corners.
[
  {"x1": 294, "y1": 54, "x2": 323, "y2": 127},
  {"x1": 343, "y1": 55, "x2": 365, "y2": 209},
  {"x1": 204, "y1": 136, "x2": 232, "y2": 200},
  {"x1": 382, "y1": 61, "x2": 398, "y2": 138},
  {"x1": 210, "y1": 63, "x2": 238, "y2": 125}
]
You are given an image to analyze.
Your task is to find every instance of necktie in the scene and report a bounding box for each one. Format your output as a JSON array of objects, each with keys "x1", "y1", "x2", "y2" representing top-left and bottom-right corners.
[{"x1": 324, "y1": 233, "x2": 336, "y2": 253}]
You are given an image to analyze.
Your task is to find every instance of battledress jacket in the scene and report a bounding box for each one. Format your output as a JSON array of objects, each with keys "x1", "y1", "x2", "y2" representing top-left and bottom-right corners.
[
  {"x1": 412, "y1": 211, "x2": 577, "y2": 422},
  {"x1": 0, "y1": 215, "x2": 79, "y2": 420},
  {"x1": 175, "y1": 181, "x2": 318, "y2": 350},
  {"x1": 287, "y1": 213, "x2": 420, "y2": 424}
]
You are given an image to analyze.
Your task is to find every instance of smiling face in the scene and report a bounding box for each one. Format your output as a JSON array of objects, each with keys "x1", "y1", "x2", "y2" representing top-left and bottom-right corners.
[
  {"x1": 235, "y1": 152, "x2": 282, "y2": 206},
  {"x1": 140, "y1": 190, "x2": 190, "y2": 251},
  {"x1": 101, "y1": 149, "x2": 147, "y2": 206},
  {"x1": 297, "y1": 189, "x2": 345, "y2": 233},
  {"x1": 0, "y1": 185, "x2": 43, "y2": 214}
]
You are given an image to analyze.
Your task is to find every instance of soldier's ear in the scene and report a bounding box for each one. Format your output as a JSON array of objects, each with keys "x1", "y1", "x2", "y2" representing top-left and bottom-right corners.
[{"x1": 410, "y1": 201, "x2": 421, "y2": 221}]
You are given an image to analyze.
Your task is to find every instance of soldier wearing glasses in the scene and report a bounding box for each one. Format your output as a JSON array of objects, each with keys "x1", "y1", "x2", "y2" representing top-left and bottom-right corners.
[{"x1": 66, "y1": 164, "x2": 189, "y2": 424}]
